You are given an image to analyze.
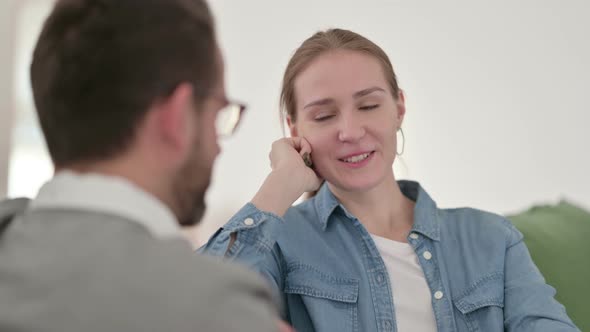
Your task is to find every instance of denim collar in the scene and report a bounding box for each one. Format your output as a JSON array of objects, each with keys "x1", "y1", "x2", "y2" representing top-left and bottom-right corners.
[{"x1": 313, "y1": 180, "x2": 440, "y2": 241}]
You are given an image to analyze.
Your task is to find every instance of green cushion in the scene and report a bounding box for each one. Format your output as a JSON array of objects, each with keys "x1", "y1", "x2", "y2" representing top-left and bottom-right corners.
[{"x1": 508, "y1": 201, "x2": 590, "y2": 331}]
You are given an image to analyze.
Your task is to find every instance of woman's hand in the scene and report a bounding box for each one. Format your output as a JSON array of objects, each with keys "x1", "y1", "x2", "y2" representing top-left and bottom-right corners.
[
  {"x1": 268, "y1": 137, "x2": 322, "y2": 193},
  {"x1": 251, "y1": 137, "x2": 322, "y2": 217}
]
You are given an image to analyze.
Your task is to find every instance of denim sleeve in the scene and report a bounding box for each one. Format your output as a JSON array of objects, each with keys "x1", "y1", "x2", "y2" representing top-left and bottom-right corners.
[
  {"x1": 502, "y1": 221, "x2": 580, "y2": 331},
  {"x1": 198, "y1": 203, "x2": 285, "y2": 297}
]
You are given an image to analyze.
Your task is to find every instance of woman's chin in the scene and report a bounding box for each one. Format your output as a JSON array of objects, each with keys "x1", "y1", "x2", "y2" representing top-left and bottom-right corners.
[{"x1": 328, "y1": 176, "x2": 384, "y2": 194}]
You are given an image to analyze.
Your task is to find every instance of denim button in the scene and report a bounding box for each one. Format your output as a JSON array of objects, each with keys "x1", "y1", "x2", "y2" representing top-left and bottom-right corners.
[
  {"x1": 434, "y1": 291, "x2": 444, "y2": 300},
  {"x1": 423, "y1": 251, "x2": 432, "y2": 260},
  {"x1": 243, "y1": 218, "x2": 254, "y2": 226},
  {"x1": 409, "y1": 233, "x2": 419, "y2": 240}
]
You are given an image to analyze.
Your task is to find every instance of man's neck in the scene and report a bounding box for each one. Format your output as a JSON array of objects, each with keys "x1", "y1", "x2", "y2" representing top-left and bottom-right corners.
[
  {"x1": 33, "y1": 169, "x2": 182, "y2": 239},
  {"x1": 60, "y1": 158, "x2": 177, "y2": 220}
]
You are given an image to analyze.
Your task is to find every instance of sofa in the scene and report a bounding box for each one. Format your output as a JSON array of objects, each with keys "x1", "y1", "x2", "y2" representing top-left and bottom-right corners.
[{"x1": 508, "y1": 200, "x2": 590, "y2": 331}]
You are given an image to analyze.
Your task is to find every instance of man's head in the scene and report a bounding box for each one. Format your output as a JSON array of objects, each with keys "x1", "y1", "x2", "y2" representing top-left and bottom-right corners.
[{"x1": 31, "y1": 0, "x2": 228, "y2": 226}]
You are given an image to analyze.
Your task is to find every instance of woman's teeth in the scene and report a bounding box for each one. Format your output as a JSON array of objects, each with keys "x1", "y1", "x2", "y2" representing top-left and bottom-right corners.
[{"x1": 342, "y1": 152, "x2": 371, "y2": 163}]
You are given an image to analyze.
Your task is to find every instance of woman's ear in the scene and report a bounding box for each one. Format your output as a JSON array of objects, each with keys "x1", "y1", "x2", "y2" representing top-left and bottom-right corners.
[
  {"x1": 287, "y1": 116, "x2": 298, "y2": 137},
  {"x1": 396, "y1": 89, "x2": 407, "y2": 124}
]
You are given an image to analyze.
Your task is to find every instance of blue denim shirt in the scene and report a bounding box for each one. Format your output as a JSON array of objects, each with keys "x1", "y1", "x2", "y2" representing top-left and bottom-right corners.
[{"x1": 200, "y1": 181, "x2": 579, "y2": 332}]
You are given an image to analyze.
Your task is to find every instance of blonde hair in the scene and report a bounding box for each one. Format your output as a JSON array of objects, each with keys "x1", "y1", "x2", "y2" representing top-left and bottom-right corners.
[{"x1": 280, "y1": 28, "x2": 400, "y2": 125}]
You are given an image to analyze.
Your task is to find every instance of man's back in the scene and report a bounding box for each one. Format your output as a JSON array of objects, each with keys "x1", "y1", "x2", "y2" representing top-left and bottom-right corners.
[{"x1": 0, "y1": 199, "x2": 277, "y2": 332}]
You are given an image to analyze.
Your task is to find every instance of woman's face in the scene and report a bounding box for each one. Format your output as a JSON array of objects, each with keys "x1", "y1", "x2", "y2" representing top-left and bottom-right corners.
[{"x1": 290, "y1": 50, "x2": 405, "y2": 193}]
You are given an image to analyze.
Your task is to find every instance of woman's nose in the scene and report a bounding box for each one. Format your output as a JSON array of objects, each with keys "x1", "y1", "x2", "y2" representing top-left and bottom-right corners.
[{"x1": 337, "y1": 113, "x2": 366, "y2": 143}]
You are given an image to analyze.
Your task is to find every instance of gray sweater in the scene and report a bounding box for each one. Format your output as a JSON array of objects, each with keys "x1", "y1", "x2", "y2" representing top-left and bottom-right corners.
[{"x1": 0, "y1": 198, "x2": 278, "y2": 332}]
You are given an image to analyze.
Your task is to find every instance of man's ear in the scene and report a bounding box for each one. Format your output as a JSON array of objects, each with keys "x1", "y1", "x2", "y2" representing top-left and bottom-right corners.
[
  {"x1": 156, "y1": 83, "x2": 195, "y2": 153},
  {"x1": 287, "y1": 116, "x2": 298, "y2": 137}
]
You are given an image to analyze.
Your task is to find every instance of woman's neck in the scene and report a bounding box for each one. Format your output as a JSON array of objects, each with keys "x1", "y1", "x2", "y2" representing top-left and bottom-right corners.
[{"x1": 330, "y1": 173, "x2": 415, "y2": 242}]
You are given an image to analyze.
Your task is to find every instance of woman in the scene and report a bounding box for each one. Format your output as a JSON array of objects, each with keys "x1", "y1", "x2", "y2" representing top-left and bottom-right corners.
[{"x1": 200, "y1": 29, "x2": 578, "y2": 332}]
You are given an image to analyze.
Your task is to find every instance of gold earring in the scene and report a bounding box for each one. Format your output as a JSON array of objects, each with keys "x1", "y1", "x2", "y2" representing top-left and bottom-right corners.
[{"x1": 396, "y1": 127, "x2": 405, "y2": 156}]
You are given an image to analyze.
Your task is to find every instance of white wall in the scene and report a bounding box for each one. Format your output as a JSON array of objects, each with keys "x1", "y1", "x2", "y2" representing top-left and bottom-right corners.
[
  {"x1": 1, "y1": 1, "x2": 589, "y2": 244},
  {"x1": 0, "y1": 0, "x2": 16, "y2": 198},
  {"x1": 200, "y1": 0, "x2": 590, "y2": 242}
]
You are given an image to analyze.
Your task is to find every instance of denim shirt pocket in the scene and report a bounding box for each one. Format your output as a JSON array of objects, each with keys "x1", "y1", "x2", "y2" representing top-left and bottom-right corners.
[
  {"x1": 453, "y1": 272, "x2": 505, "y2": 332},
  {"x1": 284, "y1": 264, "x2": 359, "y2": 332}
]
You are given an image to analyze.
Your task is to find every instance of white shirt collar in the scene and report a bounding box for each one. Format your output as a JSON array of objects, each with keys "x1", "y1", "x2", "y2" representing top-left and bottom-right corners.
[{"x1": 30, "y1": 171, "x2": 181, "y2": 239}]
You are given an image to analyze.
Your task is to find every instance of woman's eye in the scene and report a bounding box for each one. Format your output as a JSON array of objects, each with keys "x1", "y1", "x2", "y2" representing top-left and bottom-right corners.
[
  {"x1": 314, "y1": 114, "x2": 335, "y2": 121},
  {"x1": 359, "y1": 104, "x2": 379, "y2": 111}
]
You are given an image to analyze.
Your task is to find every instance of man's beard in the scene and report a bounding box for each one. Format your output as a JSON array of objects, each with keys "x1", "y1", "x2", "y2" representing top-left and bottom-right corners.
[{"x1": 172, "y1": 142, "x2": 212, "y2": 227}]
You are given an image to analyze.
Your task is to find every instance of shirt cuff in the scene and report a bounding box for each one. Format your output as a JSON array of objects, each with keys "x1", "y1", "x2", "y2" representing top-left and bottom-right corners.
[{"x1": 223, "y1": 202, "x2": 284, "y2": 232}]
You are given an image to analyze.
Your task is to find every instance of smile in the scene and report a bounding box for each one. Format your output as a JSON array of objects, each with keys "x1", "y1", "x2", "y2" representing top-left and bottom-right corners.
[{"x1": 339, "y1": 151, "x2": 374, "y2": 163}]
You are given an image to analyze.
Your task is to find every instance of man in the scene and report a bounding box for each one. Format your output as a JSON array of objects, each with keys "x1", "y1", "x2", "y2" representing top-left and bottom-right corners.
[{"x1": 0, "y1": 0, "x2": 285, "y2": 331}]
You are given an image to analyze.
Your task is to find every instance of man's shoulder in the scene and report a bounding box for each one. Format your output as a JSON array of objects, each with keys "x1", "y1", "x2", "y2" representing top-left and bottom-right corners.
[
  {"x1": 124, "y1": 243, "x2": 279, "y2": 331},
  {"x1": 170, "y1": 249, "x2": 274, "y2": 293},
  {"x1": 0, "y1": 198, "x2": 30, "y2": 229},
  {"x1": 0, "y1": 197, "x2": 30, "y2": 215},
  {"x1": 0, "y1": 209, "x2": 278, "y2": 332},
  {"x1": 4, "y1": 206, "x2": 272, "y2": 294}
]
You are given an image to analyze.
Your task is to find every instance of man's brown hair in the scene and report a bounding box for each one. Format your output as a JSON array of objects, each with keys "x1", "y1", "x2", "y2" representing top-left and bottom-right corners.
[{"x1": 31, "y1": 0, "x2": 216, "y2": 167}]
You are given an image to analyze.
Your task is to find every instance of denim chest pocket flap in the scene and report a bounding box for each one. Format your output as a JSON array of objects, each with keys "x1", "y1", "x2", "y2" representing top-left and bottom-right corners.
[
  {"x1": 284, "y1": 264, "x2": 359, "y2": 303},
  {"x1": 453, "y1": 272, "x2": 505, "y2": 314}
]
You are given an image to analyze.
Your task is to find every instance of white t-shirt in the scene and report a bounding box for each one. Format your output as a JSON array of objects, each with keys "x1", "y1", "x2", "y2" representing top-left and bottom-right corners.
[{"x1": 371, "y1": 233, "x2": 438, "y2": 332}]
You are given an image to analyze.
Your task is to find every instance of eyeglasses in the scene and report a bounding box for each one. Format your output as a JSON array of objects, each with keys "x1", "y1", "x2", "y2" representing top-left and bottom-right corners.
[{"x1": 216, "y1": 100, "x2": 246, "y2": 137}]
